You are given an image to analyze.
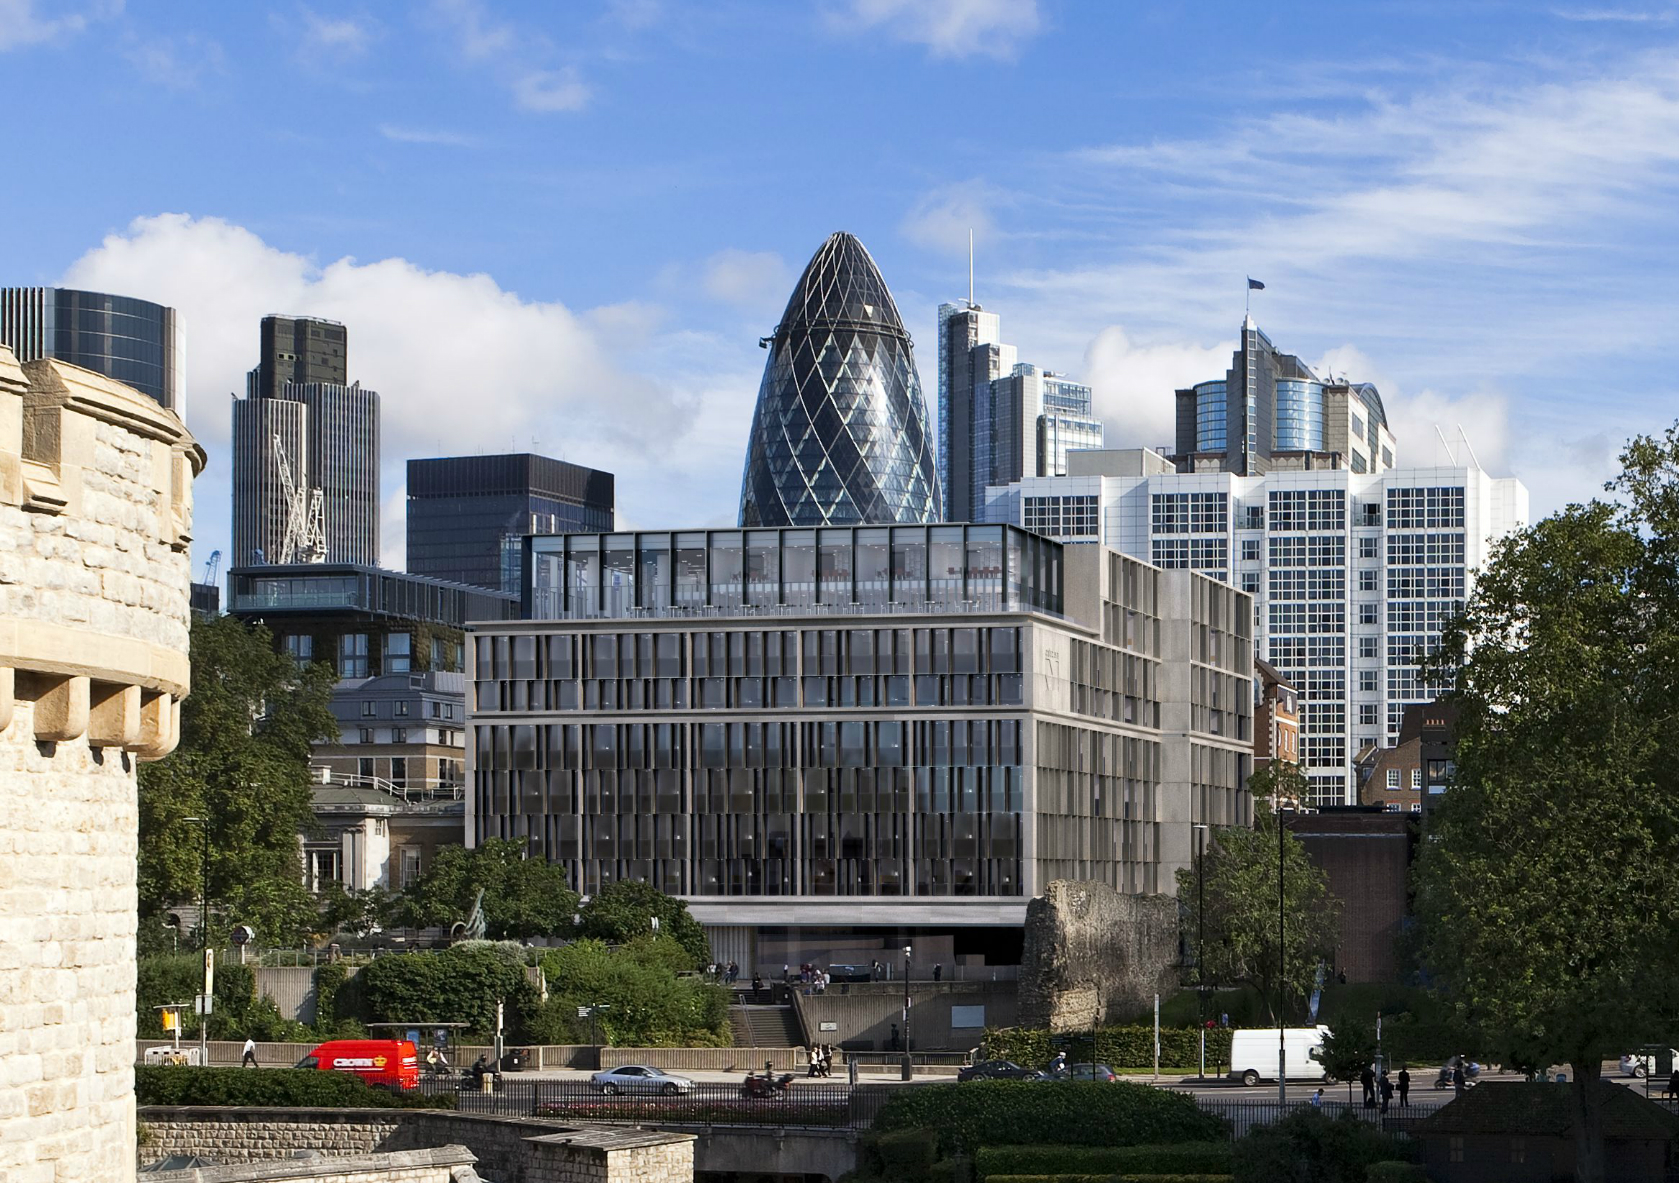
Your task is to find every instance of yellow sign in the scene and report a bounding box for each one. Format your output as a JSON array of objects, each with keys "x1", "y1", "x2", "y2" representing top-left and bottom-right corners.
[{"x1": 162, "y1": 1010, "x2": 179, "y2": 1032}]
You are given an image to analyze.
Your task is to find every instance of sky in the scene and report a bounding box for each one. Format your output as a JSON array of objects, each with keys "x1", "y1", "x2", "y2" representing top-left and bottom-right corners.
[{"x1": 5, "y1": 0, "x2": 1679, "y2": 577}]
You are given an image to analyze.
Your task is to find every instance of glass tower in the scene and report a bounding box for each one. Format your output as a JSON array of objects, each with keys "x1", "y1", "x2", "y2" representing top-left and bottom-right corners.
[
  {"x1": 0, "y1": 286, "x2": 182, "y2": 413},
  {"x1": 739, "y1": 232, "x2": 941, "y2": 527}
]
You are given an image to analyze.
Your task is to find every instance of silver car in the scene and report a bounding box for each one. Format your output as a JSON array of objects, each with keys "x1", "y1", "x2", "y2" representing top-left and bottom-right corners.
[{"x1": 588, "y1": 1065, "x2": 695, "y2": 1096}]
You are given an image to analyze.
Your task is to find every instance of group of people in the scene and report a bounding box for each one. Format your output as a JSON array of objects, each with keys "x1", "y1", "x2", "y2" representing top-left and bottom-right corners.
[
  {"x1": 806, "y1": 1044, "x2": 839, "y2": 1077},
  {"x1": 1314, "y1": 1065, "x2": 1412, "y2": 1112},
  {"x1": 705, "y1": 961, "x2": 742, "y2": 984}
]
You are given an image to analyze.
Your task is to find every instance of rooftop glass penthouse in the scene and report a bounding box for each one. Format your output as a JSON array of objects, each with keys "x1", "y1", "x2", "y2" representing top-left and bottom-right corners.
[{"x1": 524, "y1": 523, "x2": 1064, "y2": 620}]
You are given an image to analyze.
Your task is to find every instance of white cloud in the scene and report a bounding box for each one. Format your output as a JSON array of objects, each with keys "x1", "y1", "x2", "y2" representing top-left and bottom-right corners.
[
  {"x1": 297, "y1": 8, "x2": 373, "y2": 58},
  {"x1": 432, "y1": 0, "x2": 513, "y2": 61},
  {"x1": 835, "y1": 0, "x2": 1040, "y2": 59},
  {"x1": 0, "y1": 0, "x2": 113, "y2": 51},
  {"x1": 377, "y1": 124, "x2": 477, "y2": 147},
  {"x1": 901, "y1": 184, "x2": 997, "y2": 256},
  {"x1": 1081, "y1": 327, "x2": 1234, "y2": 453},
  {"x1": 122, "y1": 32, "x2": 226, "y2": 88},
  {"x1": 701, "y1": 250, "x2": 790, "y2": 310},
  {"x1": 58, "y1": 215, "x2": 751, "y2": 571},
  {"x1": 513, "y1": 67, "x2": 591, "y2": 113}
]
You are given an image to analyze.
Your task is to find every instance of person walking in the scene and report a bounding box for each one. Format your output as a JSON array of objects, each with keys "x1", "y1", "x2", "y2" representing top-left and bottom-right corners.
[
  {"x1": 1360, "y1": 1063, "x2": 1376, "y2": 1108},
  {"x1": 1451, "y1": 1060, "x2": 1466, "y2": 1099},
  {"x1": 1667, "y1": 1067, "x2": 1679, "y2": 1100},
  {"x1": 1378, "y1": 1070, "x2": 1393, "y2": 1114},
  {"x1": 1397, "y1": 1066, "x2": 1410, "y2": 1108},
  {"x1": 932, "y1": 963, "x2": 942, "y2": 982},
  {"x1": 1050, "y1": 1049, "x2": 1068, "y2": 1075},
  {"x1": 241, "y1": 1036, "x2": 258, "y2": 1068},
  {"x1": 808, "y1": 1046, "x2": 820, "y2": 1078},
  {"x1": 1311, "y1": 1087, "x2": 1324, "y2": 1108}
]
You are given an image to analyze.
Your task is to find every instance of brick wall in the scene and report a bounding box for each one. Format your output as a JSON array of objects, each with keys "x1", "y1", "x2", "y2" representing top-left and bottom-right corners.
[{"x1": 1018, "y1": 879, "x2": 1179, "y2": 1030}]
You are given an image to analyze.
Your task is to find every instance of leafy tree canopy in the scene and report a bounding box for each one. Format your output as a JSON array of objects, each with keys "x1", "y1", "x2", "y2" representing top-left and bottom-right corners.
[
  {"x1": 1177, "y1": 762, "x2": 1340, "y2": 1024},
  {"x1": 137, "y1": 613, "x2": 337, "y2": 944},
  {"x1": 1413, "y1": 425, "x2": 1679, "y2": 1182},
  {"x1": 389, "y1": 838, "x2": 579, "y2": 939},
  {"x1": 531, "y1": 936, "x2": 731, "y2": 1047},
  {"x1": 576, "y1": 879, "x2": 710, "y2": 968}
]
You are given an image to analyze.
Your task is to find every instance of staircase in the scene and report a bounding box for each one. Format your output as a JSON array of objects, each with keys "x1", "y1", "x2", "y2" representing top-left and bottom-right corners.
[{"x1": 732, "y1": 1004, "x2": 805, "y2": 1048}]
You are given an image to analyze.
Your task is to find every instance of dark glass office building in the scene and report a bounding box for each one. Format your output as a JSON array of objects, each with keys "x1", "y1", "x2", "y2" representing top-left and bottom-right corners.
[
  {"x1": 739, "y1": 232, "x2": 942, "y2": 527},
  {"x1": 0, "y1": 287, "x2": 182, "y2": 412},
  {"x1": 408, "y1": 454, "x2": 615, "y2": 593},
  {"x1": 472, "y1": 524, "x2": 1255, "y2": 973}
]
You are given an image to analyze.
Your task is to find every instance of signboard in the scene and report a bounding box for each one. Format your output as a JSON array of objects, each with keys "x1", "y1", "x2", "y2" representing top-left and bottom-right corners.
[
  {"x1": 578, "y1": 1006, "x2": 591, "y2": 1018},
  {"x1": 194, "y1": 993, "x2": 213, "y2": 1016},
  {"x1": 950, "y1": 1005, "x2": 986, "y2": 1029},
  {"x1": 819, "y1": 1021, "x2": 838, "y2": 1032}
]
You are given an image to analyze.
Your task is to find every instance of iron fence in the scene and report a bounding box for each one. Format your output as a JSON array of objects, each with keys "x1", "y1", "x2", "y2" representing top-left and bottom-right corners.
[
  {"x1": 417, "y1": 1077, "x2": 884, "y2": 1130},
  {"x1": 1190, "y1": 1097, "x2": 1434, "y2": 1140}
]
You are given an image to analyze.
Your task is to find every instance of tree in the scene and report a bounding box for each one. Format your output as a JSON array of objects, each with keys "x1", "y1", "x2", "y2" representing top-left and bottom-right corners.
[
  {"x1": 138, "y1": 614, "x2": 338, "y2": 944},
  {"x1": 531, "y1": 936, "x2": 732, "y2": 1047},
  {"x1": 1318, "y1": 1016, "x2": 1377, "y2": 1104},
  {"x1": 575, "y1": 879, "x2": 711, "y2": 968},
  {"x1": 1414, "y1": 462, "x2": 1679, "y2": 1183},
  {"x1": 390, "y1": 838, "x2": 579, "y2": 939},
  {"x1": 1177, "y1": 763, "x2": 1340, "y2": 1024}
]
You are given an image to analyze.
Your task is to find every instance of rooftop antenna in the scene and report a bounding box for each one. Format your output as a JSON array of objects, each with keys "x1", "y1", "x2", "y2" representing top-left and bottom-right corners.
[
  {"x1": 1434, "y1": 424, "x2": 1458, "y2": 466},
  {"x1": 968, "y1": 228, "x2": 975, "y2": 308},
  {"x1": 1456, "y1": 424, "x2": 1482, "y2": 471}
]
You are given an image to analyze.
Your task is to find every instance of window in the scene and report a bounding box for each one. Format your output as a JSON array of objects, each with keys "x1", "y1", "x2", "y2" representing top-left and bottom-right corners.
[
  {"x1": 1360, "y1": 670, "x2": 1378, "y2": 691},
  {"x1": 432, "y1": 637, "x2": 455, "y2": 672},
  {"x1": 1024, "y1": 494, "x2": 1099, "y2": 538},
  {"x1": 358, "y1": 757, "x2": 374, "y2": 779},
  {"x1": 400, "y1": 848, "x2": 422, "y2": 888},
  {"x1": 1359, "y1": 604, "x2": 1379, "y2": 625},
  {"x1": 1386, "y1": 768, "x2": 1400, "y2": 789},
  {"x1": 1352, "y1": 413, "x2": 1365, "y2": 439},
  {"x1": 385, "y1": 632, "x2": 412, "y2": 674},
  {"x1": 1411, "y1": 768, "x2": 1421, "y2": 790},
  {"x1": 1240, "y1": 539, "x2": 1260, "y2": 561},
  {"x1": 1241, "y1": 573, "x2": 1259, "y2": 594},
  {"x1": 1410, "y1": 801, "x2": 1422, "y2": 813},
  {"x1": 1359, "y1": 570, "x2": 1378, "y2": 592},
  {"x1": 1359, "y1": 536, "x2": 1379, "y2": 559},
  {"x1": 1151, "y1": 492, "x2": 1229, "y2": 535},
  {"x1": 339, "y1": 633, "x2": 369, "y2": 678},
  {"x1": 357, "y1": 727, "x2": 374, "y2": 744},
  {"x1": 431, "y1": 701, "x2": 443, "y2": 718},
  {"x1": 1359, "y1": 636, "x2": 1379, "y2": 658},
  {"x1": 393, "y1": 727, "x2": 408, "y2": 744},
  {"x1": 361, "y1": 701, "x2": 377, "y2": 717},
  {"x1": 395, "y1": 700, "x2": 410, "y2": 717},
  {"x1": 282, "y1": 634, "x2": 313, "y2": 665},
  {"x1": 390, "y1": 756, "x2": 407, "y2": 786},
  {"x1": 1359, "y1": 704, "x2": 1378, "y2": 725}
]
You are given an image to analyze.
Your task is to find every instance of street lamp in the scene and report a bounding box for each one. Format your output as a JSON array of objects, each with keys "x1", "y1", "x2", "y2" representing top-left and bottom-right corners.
[
  {"x1": 183, "y1": 816, "x2": 211, "y2": 950},
  {"x1": 1193, "y1": 823, "x2": 1210, "y2": 1081},
  {"x1": 1277, "y1": 797, "x2": 1287, "y2": 1105},
  {"x1": 901, "y1": 945, "x2": 913, "y2": 1081},
  {"x1": 183, "y1": 815, "x2": 212, "y2": 1065}
]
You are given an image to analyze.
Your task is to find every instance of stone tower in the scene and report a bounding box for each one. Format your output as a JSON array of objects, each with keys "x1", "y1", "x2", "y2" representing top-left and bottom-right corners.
[{"x1": 0, "y1": 345, "x2": 203, "y2": 1182}]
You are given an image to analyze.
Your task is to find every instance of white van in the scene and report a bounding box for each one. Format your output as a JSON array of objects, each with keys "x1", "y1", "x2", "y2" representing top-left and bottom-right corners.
[{"x1": 1228, "y1": 1026, "x2": 1331, "y2": 1087}]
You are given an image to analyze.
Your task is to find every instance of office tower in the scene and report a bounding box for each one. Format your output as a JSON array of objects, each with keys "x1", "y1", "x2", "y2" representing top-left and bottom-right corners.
[
  {"x1": 938, "y1": 302, "x2": 1103, "y2": 522},
  {"x1": 407, "y1": 453, "x2": 616, "y2": 592},
  {"x1": 1174, "y1": 316, "x2": 1396, "y2": 476},
  {"x1": 739, "y1": 232, "x2": 941, "y2": 527},
  {"x1": 231, "y1": 315, "x2": 379, "y2": 566},
  {"x1": 0, "y1": 286, "x2": 182, "y2": 412},
  {"x1": 470, "y1": 524, "x2": 1253, "y2": 971},
  {"x1": 982, "y1": 447, "x2": 1528, "y2": 805}
]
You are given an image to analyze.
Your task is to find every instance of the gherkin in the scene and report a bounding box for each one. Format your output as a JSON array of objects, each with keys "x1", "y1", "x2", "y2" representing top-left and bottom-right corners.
[{"x1": 739, "y1": 232, "x2": 943, "y2": 527}]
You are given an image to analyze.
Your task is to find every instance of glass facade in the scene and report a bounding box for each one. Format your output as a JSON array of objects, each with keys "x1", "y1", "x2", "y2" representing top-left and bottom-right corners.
[
  {"x1": 739, "y1": 233, "x2": 941, "y2": 527},
  {"x1": 0, "y1": 287, "x2": 180, "y2": 411},
  {"x1": 1194, "y1": 380, "x2": 1227, "y2": 452},
  {"x1": 1274, "y1": 378, "x2": 1326, "y2": 452},
  {"x1": 526, "y1": 525, "x2": 1062, "y2": 621}
]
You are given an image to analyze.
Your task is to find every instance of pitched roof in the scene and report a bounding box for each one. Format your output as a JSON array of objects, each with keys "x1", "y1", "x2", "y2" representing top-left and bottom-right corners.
[{"x1": 1418, "y1": 1081, "x2": 1679, "y2": 1139}]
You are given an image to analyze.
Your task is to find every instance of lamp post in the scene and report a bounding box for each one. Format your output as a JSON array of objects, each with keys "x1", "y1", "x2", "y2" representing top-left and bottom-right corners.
[
  {"x1": 1193, "y1": 823, "x2": 1210, "y2": 1081},
  {"x1": 901, "y1": 944, "x2": 913, "y2": 1081},
  {"x1": 184, "y1": 816, "x2": 212, "y2": 1065},
  {"x1": 1277, "y1": 798, "x2": 1287, "y2": 1105}
]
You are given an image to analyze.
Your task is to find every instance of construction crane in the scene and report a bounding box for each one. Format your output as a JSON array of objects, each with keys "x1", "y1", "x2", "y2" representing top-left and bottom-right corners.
[
  {"x1": 200, "y1": 550, "x2": 221, "y2": 587},
  {"x1": 272, "y1": 433, "x2": 327, "y2": 565}
]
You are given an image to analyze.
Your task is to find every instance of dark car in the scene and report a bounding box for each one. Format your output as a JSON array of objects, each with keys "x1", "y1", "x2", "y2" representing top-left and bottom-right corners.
[
  {"x1": 1038, "y1": 1062, "x2": 1118, "y2": 1083},
  {"x1": 957, "y1": 1059, "x2": 1038, "y2": 1082},
  {"x1": 824, "y1": 964, "x2": 875, "y2": 983}
]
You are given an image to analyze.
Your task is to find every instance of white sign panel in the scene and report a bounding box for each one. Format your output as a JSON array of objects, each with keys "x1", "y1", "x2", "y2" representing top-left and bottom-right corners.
[{"x1": 950, "y1": 1005, "x2": 986, "y2": 1029}]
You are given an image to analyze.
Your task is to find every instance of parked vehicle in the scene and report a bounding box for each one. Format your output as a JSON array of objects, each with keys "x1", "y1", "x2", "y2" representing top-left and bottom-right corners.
[
  {"x1": 1227, "y1": 1027, "x2": 1330, "y2": 1087},
  {"x1": 294, "y1": 1039, "x2": 419, "y2": 1091},
  {"x1": 1433, "y1": 1059, "x2": 1483, "y2": 1089},
  {"x1": 957, "y1": 1059, "x2": 1037, "y2": 1082},
  {"x1": 1038, "y1": 1062, "x2": 1118, "y2": 1083},
  {"x1": 1620, "y1": 1049, "x2": 1678, "y2": 1078},
  {"x1": 740, "y1": 1071, "x2": 796, "y2": 1098},
  {"x1": 588, "y1": 1065, "x2": 695, "y2": 1096},
  {"x1": 824, "y1": 964, "x2": 874, "y2": 983}
]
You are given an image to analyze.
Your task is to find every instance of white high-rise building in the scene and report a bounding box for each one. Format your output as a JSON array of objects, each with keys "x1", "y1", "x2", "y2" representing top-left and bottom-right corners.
[{"x1": 983, "y1": 447, "x2": 1528, "y2": 805}]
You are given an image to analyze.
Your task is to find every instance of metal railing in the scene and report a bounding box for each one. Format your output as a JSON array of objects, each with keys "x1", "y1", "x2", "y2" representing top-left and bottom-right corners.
[
  {"x1": 1189, "y1": 1097, "x2": 1433, "y2": 1140},
  {"x1": 526, "y1": 594, "x2": 1054, "y2": 624},
  {"x1": 311, "y1": 768, "x2": 465, "y2": 807},
  {"x1": 417, "y1": 1077, "x2": 883, "y2": 1129}
]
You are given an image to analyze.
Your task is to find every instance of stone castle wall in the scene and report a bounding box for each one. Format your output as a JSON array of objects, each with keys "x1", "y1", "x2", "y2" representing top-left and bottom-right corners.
[
  {"x1": 1, "y1": 347, "x2": 203, "y2": 1183},
  {"x1": 1018, "y1": 879, "x2": 1180, "y2": 1031}
]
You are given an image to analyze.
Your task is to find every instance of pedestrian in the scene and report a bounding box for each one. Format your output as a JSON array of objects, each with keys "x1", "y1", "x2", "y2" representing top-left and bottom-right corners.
[
  {"x1": 933, "y1": 963, "x2": 942, "y2": 982},
  {"x1": 782, "y1": 963, "x2": 790, "y2": 983},
  {"x1": 1050, "y1": 1049, "x2": 1068, "y2": 1075},
  {"x1": 470, "y1": 1054, "x2": 490, "y2": 1091},
  {"x1": 1360, "y1": 1063, "x2": 1376, "y2": 1108},
  {"x1": 808, "y1": 1046, "x2": 820, "y2": 1078},
  {"x1": 1452, "y1": 1061, "x2": 1465, "y2": 1099},
  {"x1": 890, "y1": 1023, "x2": 902, "y2": 1052},
  {"x1": 1220, "y1": 1012, "x2": 1229, "y2": 1028},
  {"x1": 1311, "y1": 1087, "x2": 1324, "y2": 1108},
  {"x1": 1398, "y1": 1066, "x2": 1410, "y2": 1108},
  {"x1": 1378, "y1": 1070, "x2": 1393, "y2": 1114},
  {"x1": 1667, "y1": 1068, "x2": 1679, "y2": 1100},
  {"x1": 751, "y1": 973, "x2": 763, "y2": 993},
  {"x1": 871, "y1": 960, "x2": 882, "y2": 982},
  {"x1": 241, "y1": 1036, "x2": 258, "y2": 1068}
]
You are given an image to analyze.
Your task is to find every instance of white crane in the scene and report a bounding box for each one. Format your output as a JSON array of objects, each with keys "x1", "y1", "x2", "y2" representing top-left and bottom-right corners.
[{"x1": 273, "y1": 432, "x2": 326, "y2": 565}]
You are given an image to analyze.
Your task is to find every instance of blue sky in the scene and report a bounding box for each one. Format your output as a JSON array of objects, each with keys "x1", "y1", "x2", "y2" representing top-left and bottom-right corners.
[{"x1": 5, "y1": 0, "x2": 1679, "y2": 573}]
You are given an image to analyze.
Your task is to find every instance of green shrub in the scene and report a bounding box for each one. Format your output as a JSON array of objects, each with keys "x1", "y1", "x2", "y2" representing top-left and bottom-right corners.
[
  {"x1": 981, "y1": 1175, "x2": 1232, "y2": 1183},
  {"x1": 534, "y1": 937, "x2": 733, "y2": 1047},
  {"x1": 876, "y1": 1128, "x2": 939, "y2": 1176},
  {"x1": 1232, "y1": 1109, "x2": 1414, "y2": 1183},
  {"x1": 976, "y1": 1143, "x2": 1233, "y2": 1179},
  {"x1": 134, "y1": 1066, "x2": 452, "y2": 1109},
  {"x1": 355, "y1": 943, "x2": 538, "y2": 1039},
  {"x1": 873, "y1": 1081, "x2": 1229, "y2": 1157},
  {"x1": 136, "y1": 955, "x2": 310, "y2": 1041},
  {"x1": 1364, "y1": 1164, "x2": 1428, "y2": 1182},
  {"x1": 982, "y1": 1026, "x2": 1233, "y2": 1070}
]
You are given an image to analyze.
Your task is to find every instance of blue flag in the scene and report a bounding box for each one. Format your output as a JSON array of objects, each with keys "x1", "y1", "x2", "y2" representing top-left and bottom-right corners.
[{"x1": 1248, "y1": 277, "x2": 1265, "y2": 290}]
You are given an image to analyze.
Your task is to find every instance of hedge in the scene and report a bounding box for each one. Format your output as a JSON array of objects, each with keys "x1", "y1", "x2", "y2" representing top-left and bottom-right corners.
[
  {"x1": 1232, "y1": 1108, "x2": 1413, "y2": 1183},
  {"x1": 983, "y1": 1026, "x2": 1233, "y2": 1070},
  {"x1": 873, "y1": 1081, "x2": 1229, "y2": 1156},
  {"x1": 983, "y1": 1176, "x2": 1232, "y2": 1183},
  {"x1": 977, "y1": 1144, "x2": 1233, "y2": 1178},
  {"x1": 134, "y1": 1066, "x2": 452, "y2": 1110}
]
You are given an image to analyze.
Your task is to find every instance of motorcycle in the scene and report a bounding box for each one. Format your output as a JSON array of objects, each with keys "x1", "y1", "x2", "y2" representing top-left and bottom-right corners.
[
  {"x1": 1434, "y1": 1060, "x2": 1481, "y2": 1090},
  {"x1": 740, "y1": 1071, "x2": 795, "y2": 1099}
]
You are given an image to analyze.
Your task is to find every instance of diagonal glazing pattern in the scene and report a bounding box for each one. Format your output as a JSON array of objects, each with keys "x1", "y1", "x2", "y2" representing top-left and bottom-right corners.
[{"x1": 739, "y1": 232, "x2": 943, "y2": 527}]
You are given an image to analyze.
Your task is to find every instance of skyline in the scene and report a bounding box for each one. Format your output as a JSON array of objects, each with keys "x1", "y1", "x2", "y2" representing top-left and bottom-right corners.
[{"x1": 5, "y1": 0, "x2": 1677, "y2": 574}]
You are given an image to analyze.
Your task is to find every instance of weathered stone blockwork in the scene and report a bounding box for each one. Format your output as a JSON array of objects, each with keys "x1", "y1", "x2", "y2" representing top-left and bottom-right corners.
[
  {"x1": 1018, "y1": 878, "x2": 1179, "y2": 1031},
  {"x1": 1, "y1": 347, "x2": 203, "y2": 1183}
]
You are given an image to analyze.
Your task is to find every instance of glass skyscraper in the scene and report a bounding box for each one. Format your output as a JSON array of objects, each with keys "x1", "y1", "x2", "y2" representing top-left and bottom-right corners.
[
  {"x1": 0, "y1": 287, "x2": 182, "y2": 413},
  {"x1": 739, "y1": 232, "x2": 941, "y2": 527}
]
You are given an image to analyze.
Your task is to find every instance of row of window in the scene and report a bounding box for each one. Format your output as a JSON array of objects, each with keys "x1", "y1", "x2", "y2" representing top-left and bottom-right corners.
[
  {"x1": 349, "y1": 727, "x2": 464, "y2": 746},
  {"x1": 1151, "y1": 492, "x2": 1229, "y2": 535},
  {"x1": 359, "y1": 699, "x2": 457, "y2": 720},
  {"x1": 284, "y1": 632, "x2": 460, "y2": 676},
  {"x1": 1024, "y1": 495, "x2": 1099, "y2": 538}
]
